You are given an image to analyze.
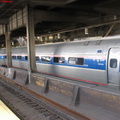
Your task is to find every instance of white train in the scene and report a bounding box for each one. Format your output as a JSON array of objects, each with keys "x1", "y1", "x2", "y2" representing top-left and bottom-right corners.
[{"x1": 0, "y1": 36, "x2": 120, "y2": 87}]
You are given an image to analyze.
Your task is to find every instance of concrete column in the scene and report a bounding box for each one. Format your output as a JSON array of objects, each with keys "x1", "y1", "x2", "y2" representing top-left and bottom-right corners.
[
  {"x1": 5, "y1": 25, "x2": 12, "y2": 67},
  {"x1": 26, "y1": 5, "x2": 36, "y2": 83}
]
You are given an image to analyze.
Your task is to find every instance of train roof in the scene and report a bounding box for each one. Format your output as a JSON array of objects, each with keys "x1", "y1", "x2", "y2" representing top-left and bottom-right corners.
[
  {"x1": 3, "y1": 35, "x2": 120, "y2": 49},
  {"x1": 35, "y1": 35, "x2": 120, "y2": 47}
]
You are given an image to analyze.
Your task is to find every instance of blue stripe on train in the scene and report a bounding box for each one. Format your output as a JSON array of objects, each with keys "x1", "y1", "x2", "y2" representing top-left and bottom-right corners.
[
  {"x1": 50, "y1": 59, "x2": 106, "y2": 70},
  {"x1": 20, "y1": 58, "x2": 106, "y2": 70},
  {"x1": 0, "y1": 56, "x2": 106, "y2": 70}
]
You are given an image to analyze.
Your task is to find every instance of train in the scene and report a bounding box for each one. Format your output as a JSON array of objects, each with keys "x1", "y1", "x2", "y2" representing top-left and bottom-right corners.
[{"x1": 0, "y1": 36, "x2": 120, "y2": 87}]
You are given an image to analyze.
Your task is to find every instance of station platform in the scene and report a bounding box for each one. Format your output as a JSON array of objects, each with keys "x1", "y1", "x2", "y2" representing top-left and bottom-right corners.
[
  {"x1": 0, "y1": 100, "x2": 20, "y2": 120},
  {"x1": 0, "y1": 67, "x2": 120, "y2": 120}
]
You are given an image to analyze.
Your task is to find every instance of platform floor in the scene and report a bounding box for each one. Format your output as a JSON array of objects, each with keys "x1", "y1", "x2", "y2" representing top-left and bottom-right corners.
[{"x1": 0, "y1": 100, "x2": 20, "y2": 120}]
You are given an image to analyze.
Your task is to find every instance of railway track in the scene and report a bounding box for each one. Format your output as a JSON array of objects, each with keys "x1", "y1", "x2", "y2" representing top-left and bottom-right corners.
[{"x1": 0, "y1": 78, "x2": 90, "y2": 120}]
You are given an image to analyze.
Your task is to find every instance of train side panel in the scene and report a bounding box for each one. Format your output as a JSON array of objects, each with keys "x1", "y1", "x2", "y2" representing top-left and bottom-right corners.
[
  {"x1": 1, "y1": 38, "x2": 120, "y2": 86},
  {"x1": 36, "y1": 43, "x2": 108, "y2": 85},
  {"x1": 0, "y1": 48, "x2": 6, "y2": 66},
  {"x1": 12, "y1": 47, "x2": 28, "y2": 69}
]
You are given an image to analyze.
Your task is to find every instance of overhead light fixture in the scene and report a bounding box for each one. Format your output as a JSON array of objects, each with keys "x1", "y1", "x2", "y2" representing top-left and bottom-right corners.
[
  {"x1": 12, "y1": 42, "x2": 14, "y2": 45},
  {"x1": 37, "y1": 37, "x2": 40, "y2": 39},
  {"x1": 114, "y1": 15, "x2": 117, "y2": 20},
  {"x1": 57, "y1": 33, "x2": 61, "y2": 39},
  {"x1": 85, "y1": 28, "x2": 89, "y2": 35},
  {"x1": 49, "y1": 35, "x2": 53, "y2": 40}
]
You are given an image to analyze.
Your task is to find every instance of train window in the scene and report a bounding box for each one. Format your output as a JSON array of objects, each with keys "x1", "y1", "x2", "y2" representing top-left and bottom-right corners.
[
  {"x1": 41, "y1": 56, "x2": 50, "y2": 62},
  {"x1": 36, "y1": 56, "x2": 39, "y2": 61},
  {"x1": 110, "y1": 59, "x2": 117, "y2": 68},
  {"x1": 17, "y1": 56, "x2": 22, "y2": 60},
  {"x1": 53, "y1": 57, "x2": 65, "y2": 63},
  {"x1": 68, "y1": 57, "x2": 84, "y2": 65},
  {"x1": 76, "y1": 58, "x2": 84, "y2": 65},
  {"x1": 12, "y1": 56, "x2": 16, "y2": 59},
  {"x1": 4, "y1": 56, "x2": 7, "y2": 59},
  {"x1": 25, "y1": 56, "x2": 28, "y2": 60},
  {"x1": 17, "y1": 56, "x2": 19, "y2": 59},
  {"x1": 68, "y1": 57, "x2": 76, "y2": 65}
]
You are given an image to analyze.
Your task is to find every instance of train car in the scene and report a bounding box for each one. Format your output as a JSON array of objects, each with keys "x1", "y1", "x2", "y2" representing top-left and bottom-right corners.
[
  {"x1": 0, "y1": 48, "x2": 7, "y2": 67},
  {"x1": 0, "y1": 37, "x2": 120, "y2": 87}
]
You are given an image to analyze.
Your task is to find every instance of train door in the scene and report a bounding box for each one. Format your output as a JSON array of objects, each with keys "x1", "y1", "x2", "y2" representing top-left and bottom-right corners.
[{"x1": 108, "y1": 48, "x2": 119, "y2": 85}]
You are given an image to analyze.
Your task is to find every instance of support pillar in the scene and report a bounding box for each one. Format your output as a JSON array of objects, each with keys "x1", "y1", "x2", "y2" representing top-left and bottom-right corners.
[
  {"x1": 5, "y1": 25, "x2": 12, "y2": 67},
  {"x1": 26, "y1": 5, "x2": 36, "y2": 83}
]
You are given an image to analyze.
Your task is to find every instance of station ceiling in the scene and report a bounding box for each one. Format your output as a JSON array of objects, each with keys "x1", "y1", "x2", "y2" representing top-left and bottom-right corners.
[{"x1": 0, "y1": 0, "x2": 120, "y2": 36}]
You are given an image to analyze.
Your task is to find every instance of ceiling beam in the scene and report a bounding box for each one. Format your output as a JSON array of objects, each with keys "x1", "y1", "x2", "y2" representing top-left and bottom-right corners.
[
  {"x1": 66, "y1": 0, "x2": 77, "y2": 4},
  {"x1": 30, "y1": 0, "x2": 69, "y2": 6},
  {"x1": 95, "y1": 7, "x2": 120, "y2": 15},
  {"x1": 95, "y1": 0, "x2": 119, "y2": 6},
  {"x1": 47, "y1": 0, "x2": 77, "y2": 10},
  {"x1": 95, "y1": 0, "x2": 120, "y2": 15},
  {"x1": 35, "y1": 10, "x2": 93, "y2": 24}
]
